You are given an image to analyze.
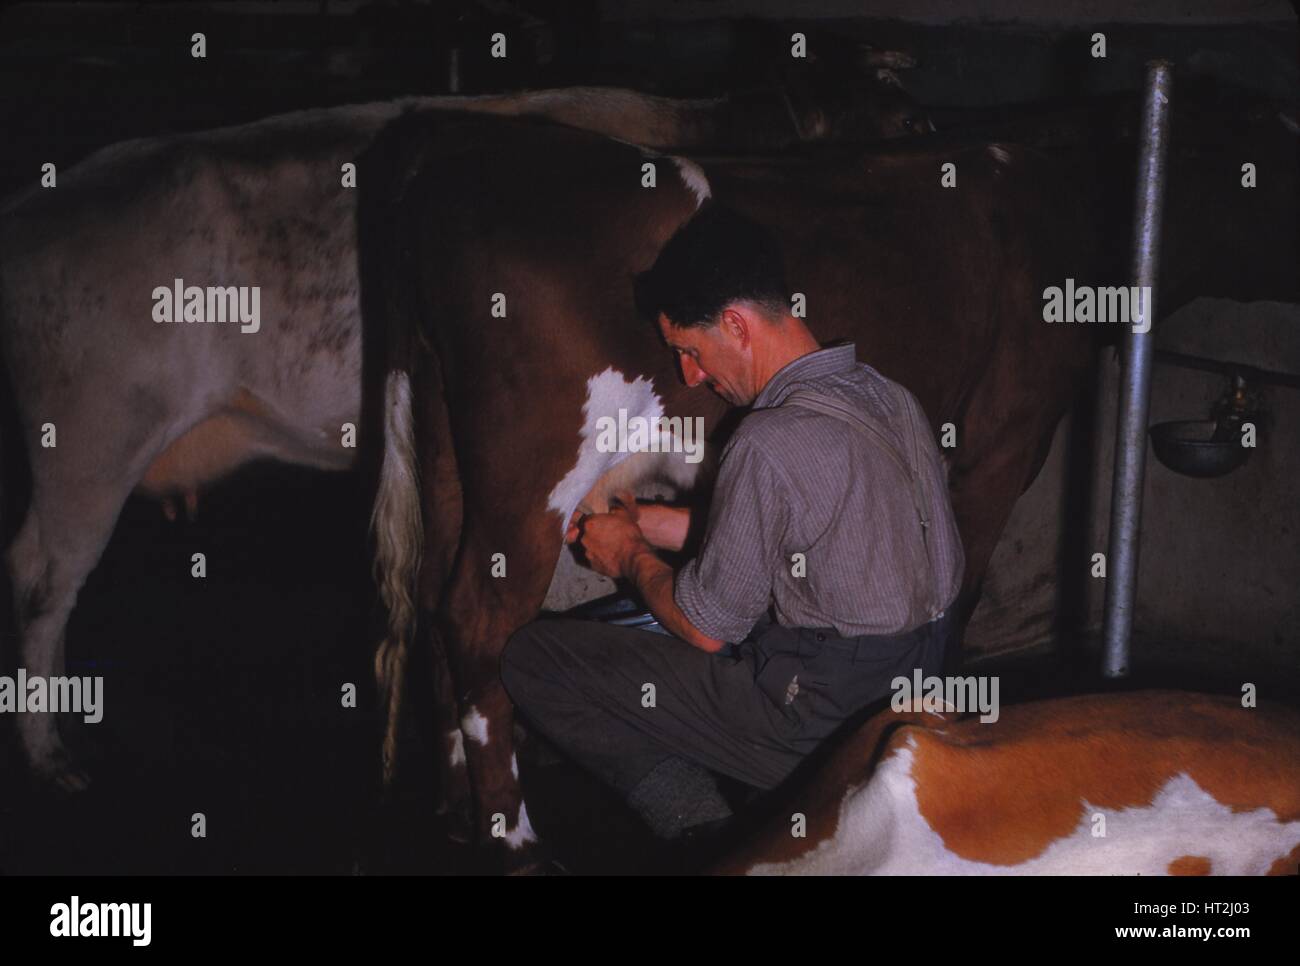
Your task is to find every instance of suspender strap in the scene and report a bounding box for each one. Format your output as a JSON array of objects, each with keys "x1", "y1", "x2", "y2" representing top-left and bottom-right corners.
[{"x1": 781, "y1": 387, "x2": 941, "y2": 621}]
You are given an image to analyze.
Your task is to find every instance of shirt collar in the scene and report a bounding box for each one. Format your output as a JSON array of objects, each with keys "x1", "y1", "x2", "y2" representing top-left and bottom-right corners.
[{"x1": 752, "y1": 340, "x2": 857, "y2": 409}]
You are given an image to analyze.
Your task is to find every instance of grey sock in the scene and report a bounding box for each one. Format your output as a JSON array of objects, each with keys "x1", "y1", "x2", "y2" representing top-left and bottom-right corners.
[{"x1": 625, "y1": 756, "x2": 734, "y2": 840}]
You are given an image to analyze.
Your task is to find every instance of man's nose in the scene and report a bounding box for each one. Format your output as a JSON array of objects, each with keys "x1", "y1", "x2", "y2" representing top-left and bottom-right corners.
[{"x1": 681, "y1": 354, "x2": 706, "y2": 387}]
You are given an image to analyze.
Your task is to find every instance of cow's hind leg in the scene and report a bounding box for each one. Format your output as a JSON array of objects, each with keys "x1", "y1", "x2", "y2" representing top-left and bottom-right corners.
[
  {"x1": 438, "y1": 513, "x2": 558, "y2": 873},
  {"x1": 6, "y1": 464, "x2": 146, "y2": 790},
  {"x1": 429, "y1": 627, "x2": 473, "y2": 841},
  {"x1": 4, "y1": 367, "x2": 199, "y2": 790},
  {"x1": 413, "y1": 365, "x2": 473, "y2": 839}
]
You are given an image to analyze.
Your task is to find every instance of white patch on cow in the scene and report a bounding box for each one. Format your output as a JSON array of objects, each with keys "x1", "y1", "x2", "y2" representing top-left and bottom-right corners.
[
  {"x1": 511, "y1": 752, "x2": 519, "y2": 780},
  {"x1": 504, "y1": 799, "x2": 540, "y2": 850},
  {"x1": 541, "y1": 369, "x2": 707, "y2": 612},
  {"x1": 749, "y1": 739, "x2": 1300, "y2": 875},
  {"x1": 461, "y1": 706, "x2": 490, "y2": 747},
  {"x1": 448, "y1": 728, "x2": 466, "y2": 768},
  {"x1": 545, "y1": 367, "x2": 702, "y2": 538},
  {"x1": 671, "y1": 156, "x2": 712, "y2": 208}
]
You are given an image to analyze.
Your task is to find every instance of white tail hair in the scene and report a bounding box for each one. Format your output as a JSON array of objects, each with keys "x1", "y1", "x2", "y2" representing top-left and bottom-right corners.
[{"x1": 371, "y1": 369, "x2": 423, "y2": 785}]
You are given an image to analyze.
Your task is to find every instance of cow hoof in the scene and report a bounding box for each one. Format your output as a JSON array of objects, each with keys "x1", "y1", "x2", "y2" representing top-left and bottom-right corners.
[
  {"x1": 31, "y1": 749, "x2": 92, "y2": 793},
  {"x1": 503, "y1": 842, "x2": 569, "y2": 876},
  {"x1": 443, "y1": 810, "x2": 474, "y2": 845},
  {"x1": 505, "y1": 857, "x2": 570, "y2": 876},
  {"x1": 55, "y1": 768, "x2": 91, "y2": 793},
  {"x1": 20, "y1": 726, "x2": 92, "y2": 792},
  {"x1": 436, "y1": 798, "x2": 475, "y2": 844}
]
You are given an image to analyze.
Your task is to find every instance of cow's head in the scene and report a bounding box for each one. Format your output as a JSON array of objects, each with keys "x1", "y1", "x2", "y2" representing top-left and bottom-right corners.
[
  {"x1": 774, "y1": 44, "x2": 933, "y2": 143},
  {"x1": 834, "y1": 48, "x2": 933, "y2": 140}
]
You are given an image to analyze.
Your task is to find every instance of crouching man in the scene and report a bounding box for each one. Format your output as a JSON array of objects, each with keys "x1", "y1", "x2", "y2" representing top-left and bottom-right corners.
[{"x1": 501, "y1": 205, "x2": 964, "y2": 844}]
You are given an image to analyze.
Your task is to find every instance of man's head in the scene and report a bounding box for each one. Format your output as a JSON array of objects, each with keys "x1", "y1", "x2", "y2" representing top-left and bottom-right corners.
[{"x1": 635, "y1": 204, "x2": 816, "y2": 407}]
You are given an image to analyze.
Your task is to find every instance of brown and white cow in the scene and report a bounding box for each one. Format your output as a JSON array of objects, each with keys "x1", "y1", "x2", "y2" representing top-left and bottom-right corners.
[
  {"x1": 358, "y1": 106, "x2": 1297, "y2": 870},
  {"x1": 712, "y1": 691, "x2": 1300, "y2": 875},
  {"x1": 0, "y1": 81, "x2": 922, "y2": 791},
  {"x1": 357, "y1": 114, "x2": 1095, "y2": 867}
]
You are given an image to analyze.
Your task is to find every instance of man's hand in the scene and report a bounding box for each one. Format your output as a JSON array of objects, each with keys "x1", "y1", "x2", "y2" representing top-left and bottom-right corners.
[
  {"x1": 566, "y1": 491, "x2": 650, "y2": 580},
  {"x1": 566, "y1": 490, "x2": 725, "y2": 654}
]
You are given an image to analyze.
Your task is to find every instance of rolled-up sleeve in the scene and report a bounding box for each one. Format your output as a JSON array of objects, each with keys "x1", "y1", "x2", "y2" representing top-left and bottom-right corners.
[{"x1": 673, "y1": 435, "x2": 791, "y2": 643}]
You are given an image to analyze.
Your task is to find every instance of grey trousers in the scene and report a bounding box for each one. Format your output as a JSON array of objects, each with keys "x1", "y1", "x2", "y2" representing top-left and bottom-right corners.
[{"x1": 500, "y1": 609, "x2": 956, "y2": 804}]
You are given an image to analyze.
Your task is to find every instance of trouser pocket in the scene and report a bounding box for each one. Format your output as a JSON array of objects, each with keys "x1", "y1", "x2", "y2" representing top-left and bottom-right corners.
[
  {"x1": 750, "y1": 624, "x2": 806, "y2": 722},
  {"x1": 748, "y1": 618, "x2": 954, "y2": 739}
]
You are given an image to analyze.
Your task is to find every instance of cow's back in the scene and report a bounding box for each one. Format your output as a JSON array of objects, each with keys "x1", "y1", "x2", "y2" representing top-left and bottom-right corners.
[
  {"x1": 721, "y1": 691, "x2": 1300, "y2": 875},
  {"x1": 0, "y1": 104, "x2": 404, "y2": 455}
]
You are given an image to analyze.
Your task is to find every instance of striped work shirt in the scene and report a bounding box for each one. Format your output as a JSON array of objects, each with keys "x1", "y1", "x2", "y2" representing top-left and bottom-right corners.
[{"x1": 673, "y1": 340, "x2": 964, "y2": 643}]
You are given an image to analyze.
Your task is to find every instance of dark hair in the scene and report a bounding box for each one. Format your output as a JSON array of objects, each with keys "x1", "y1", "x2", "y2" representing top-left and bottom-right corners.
[{"x1": 634, "y1": 203, "x2": 789, "y2": 329}]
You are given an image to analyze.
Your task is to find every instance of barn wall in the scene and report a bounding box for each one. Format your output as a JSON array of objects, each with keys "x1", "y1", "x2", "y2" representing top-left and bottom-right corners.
[
  {"x1": 601, "y1": 1, "x2": 1295, "y2": 25},
  {"x1": 966, "y1": 298, "x2": 1300, "y2": 662}
]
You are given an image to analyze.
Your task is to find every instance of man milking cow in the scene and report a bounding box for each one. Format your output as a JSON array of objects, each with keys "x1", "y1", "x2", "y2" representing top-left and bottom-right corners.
[{"x1": 501, "y1": 204, "x2": 964, "y2": 844}]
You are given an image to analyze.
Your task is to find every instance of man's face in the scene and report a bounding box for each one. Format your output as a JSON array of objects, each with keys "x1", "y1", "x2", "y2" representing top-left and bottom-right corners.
[{"x1": 658, "y1": 310, "x2": 753, "y2": 406}]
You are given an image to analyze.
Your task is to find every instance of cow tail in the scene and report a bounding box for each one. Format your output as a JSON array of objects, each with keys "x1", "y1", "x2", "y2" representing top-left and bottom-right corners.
[{"x1": 370, "y1": 368, "x2": 422, "y2": 786}]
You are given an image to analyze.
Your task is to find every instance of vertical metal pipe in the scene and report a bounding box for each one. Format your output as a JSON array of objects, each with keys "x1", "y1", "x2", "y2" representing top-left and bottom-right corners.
[
  {"x1": 447, "y1": 47, "x2": 461, "y2": 94},
  {"x1": 1103, "y1": 61, "x2": 1174, "y2": 678}
]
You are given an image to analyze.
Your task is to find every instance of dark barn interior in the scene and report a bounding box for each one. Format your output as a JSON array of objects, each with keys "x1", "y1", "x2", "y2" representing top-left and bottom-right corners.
[{"x1": 0, "y1": 1, "x2": 1296, "y2": 876}]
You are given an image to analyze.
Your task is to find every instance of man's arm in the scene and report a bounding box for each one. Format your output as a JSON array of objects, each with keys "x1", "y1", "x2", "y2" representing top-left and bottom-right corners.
[
  {"x1": 634, "y1": 503, "x2": 691, "y2": 553},
  {"x1": 566, "y1": 506, "x2": 723, "y2": 652},
  {"x1": 573, "y1": 434, "x2": 790, "y2": 652},
  {"x1": 623, "y1": 545, "x2": 726, "y2": 653}
]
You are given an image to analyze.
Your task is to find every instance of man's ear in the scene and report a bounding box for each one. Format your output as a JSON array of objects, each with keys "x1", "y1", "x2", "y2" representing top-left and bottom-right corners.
[{"x1": 718, "y1": 306, "x2": 751, "y2": 348}]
